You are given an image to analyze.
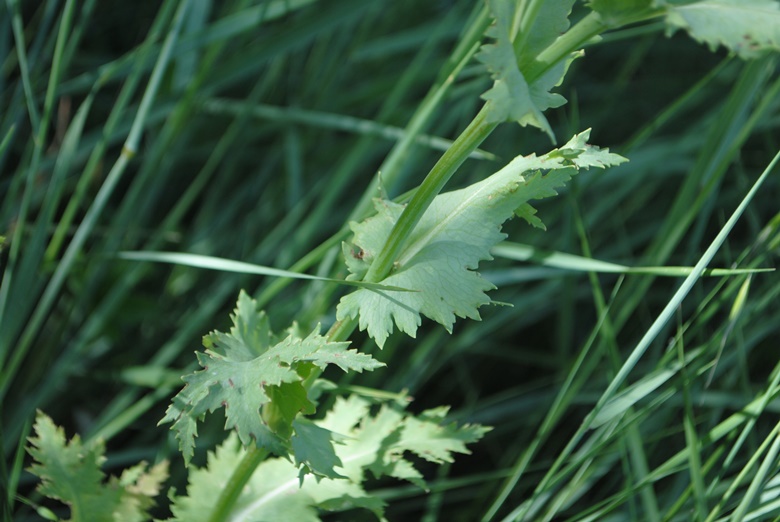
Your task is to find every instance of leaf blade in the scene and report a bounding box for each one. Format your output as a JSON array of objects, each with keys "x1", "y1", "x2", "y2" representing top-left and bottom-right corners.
[
  {"x1": 476, "y1": 0, "x2": 578, "y2": 138},
  {"x1": 337, "y1": 130, "x2": 627, "y2": 347},
  {"x1": 665, "y1": 0, "x2": 780, "y2": 59},
  {"x1": 161, "y1": 291, "x2": 384, "y2": 464}
]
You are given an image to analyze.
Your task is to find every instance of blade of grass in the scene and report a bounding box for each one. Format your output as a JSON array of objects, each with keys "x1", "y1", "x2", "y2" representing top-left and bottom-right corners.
[
  {"x1": 491, "y1": 242, "x2": 771, "y2": 277},
  {"x1": 0, "y1": 0, "x2": 191, "y2": 402},
  {"x1": 199, "y1": 98, "x2": 498, "y2": 161},
  {"x1": 505, "y1": 148, "x2": 780, "y2": 520},
  {"x1": 676, "y1": 316, "x2": 708, "y2": 520},
  {"x1": 0, "y1": 0, "x2": 78, "y2": 357},
  {"x1": 481, "y1": 277, "x2": 626, "y2": 521},
  {"x1": 116, "y1": 251, "x2": 415, "y2": 292}
]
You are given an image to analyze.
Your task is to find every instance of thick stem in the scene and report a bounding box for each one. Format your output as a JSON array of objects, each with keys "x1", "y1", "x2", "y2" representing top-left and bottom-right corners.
[{"x1": 207, "y1": 444, "x2": 269, "y2": 522}]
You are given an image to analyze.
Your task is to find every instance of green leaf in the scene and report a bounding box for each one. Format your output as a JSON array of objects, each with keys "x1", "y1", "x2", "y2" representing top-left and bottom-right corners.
[
  {"x1": 320, "y1": 395, "x2": 490, "y2": 491},
  {"x1": 476, "y1": 0, "x2": 577, "y2": 138},
  {"x1": 337, "y1": 130, "x2": 627, "y2": 347},
  {"x1": 167, "y1": 394, "x2": 488, "y2": 521},
  {"x1": 518, "y1": 1, "x2": 577, "y2": 66},
  {"x1": 264, "y1": 382, "x2": 315, "y2": 439},
  {"x1": 397, "y1": 406, "x2": 487, "y2": 464},
  {"x1": 160, "y1": 291, "x2": 384, "y2": 465},
  {"x1": 514, "y1": 203, "x2": 545, "y2": 229},
  {"x1": 26, "y1": 412, "x2": 168, "y2": 522},
  {"x1": 320, "y1": 396, "x2": 411, "y2": 483},
  {"x1": 665, "y1": 0, "x2": 780, "y2": 59},
  {"x1": 588, "y1": 0, "x2": 656, "y2": 26},
  {"x1": 292, "y1": 418, "x2": 347, "y2": 481},
  {"x1": 168, "y1": 433, "x2": 385, "y2": 522}
]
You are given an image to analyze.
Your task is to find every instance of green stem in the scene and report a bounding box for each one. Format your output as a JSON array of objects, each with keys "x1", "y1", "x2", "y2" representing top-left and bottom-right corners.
[
  {"x1": 202, "y1": 13, "x2": 493, "y2": 519},
  {"x1": 523, "y1": 8, "x2": 664, "y2": 85},
  {"x1": 207, "y1": 444, "x2": 270, "y2": 522},
  {"x1": 206, "y1": 7, "x2": 667, "y2": 522},
  {"x1": 524, "y1": 12, "x2": 606, "y2": 83},
  {"x1": 328, "y1": 10, "x2": 610, "y2": 350},
  {"x1": 512, "y1": 0, "x2": 545, "y2": 58},
  {"x1": 326, "y1": 108, "x2": 496, "y2": 347},
  {"x1": 359, "y1": 11, "x2": 615, "y2": 288},
  {"x1": 363, "y1": 104, "x2": 497, "y2": 284}
]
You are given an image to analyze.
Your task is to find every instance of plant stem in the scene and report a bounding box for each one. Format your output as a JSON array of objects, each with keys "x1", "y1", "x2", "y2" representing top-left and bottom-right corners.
[
  {"x1": 205, "y1": 7, "x2": 666, "y2": 522},
  {"x1": 512, "y1": 0, "x2": 545, "y2": 57},
  {"x1": 359, "y1": 11, "x2": 614, "y2": 288},
  {"x1": 323, "y1": 108, "x2": 495, "y2": 345},
  {"x1": 199, "y1": 10, "x2": 493, "y2": 520},
  {"x1": 363, "y1": 104, "x2": 497, "y2": 284},
  {"x1": 329, "y1": 10, "x2": 612, "y2": 352},
  {"x1": 523, "y1": 12, "x2": 606, "y2": 83},
  {"x1": 207, "y1": 444, "x2": 270, "y2": 522}
]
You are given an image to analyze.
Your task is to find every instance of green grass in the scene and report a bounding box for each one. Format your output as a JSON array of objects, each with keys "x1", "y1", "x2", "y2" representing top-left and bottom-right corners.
[{"x1": 3, "y1": 1, "x2": 780, "y2": 521}]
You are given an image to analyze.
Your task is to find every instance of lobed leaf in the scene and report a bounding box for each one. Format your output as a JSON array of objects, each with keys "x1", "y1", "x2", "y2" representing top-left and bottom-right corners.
[
  {"x1": 166, "y1": 433, "x2": 384, "y2": 522},
  {"x1": 26, "y1": 412, "x2": 168, "y2": 522},
  {"x1": 322, "y1": 395, "x2": 490, "y2": 491},
  {"x1": 337, "y1": 130, "x2": 627, "y2": 347},
  {"x1": 664, "y1": 0, "x2": 780, "y2": 59},
  {"x1": 476, "y1": 0, "x2": 577, "y2": 139},
  {"x1": 161, "y1": 291, "x2": 384, "y2": 465},
  {"x1": 166, "y1": 394, "x2": 488, "y2": 521},
  {"x1": 291, "y1": 418, "x2": 347, "y2": 482}
]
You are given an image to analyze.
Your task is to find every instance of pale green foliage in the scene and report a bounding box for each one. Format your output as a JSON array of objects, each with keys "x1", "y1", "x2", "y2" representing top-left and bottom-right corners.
[
  {"x1": 476, "y1": 0, "x2": 576, "y2": 138},
  {"x1": 160, "y1": 291, "x2": 384, "y2": 465},
  {"x1": 318, "y1": 395, "x2": 489, "y2": 489},
  {"x1": 664, "y1": 0, "x2": 780, "y2": 59},
  {"x1": 167, "y1": 433, "x2": 382, "y2": 522},
  {"x1": 337, "y1": 130, "x2": 627, "y2": 348},
  {"x1": 588, "y1": 0, "x2": 657, "y2": 25},
  {"x1": 167, "y1": 395, "x2": 488, "y2": 522},
  {"x1": 26, "y1": 412, "x2": 168, "y2": 522}
]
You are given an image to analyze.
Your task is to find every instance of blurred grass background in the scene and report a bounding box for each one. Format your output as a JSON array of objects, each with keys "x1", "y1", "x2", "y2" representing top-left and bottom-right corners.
[{"x1": 2, "y1": 0, "x2": 779, "y2": 520}]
